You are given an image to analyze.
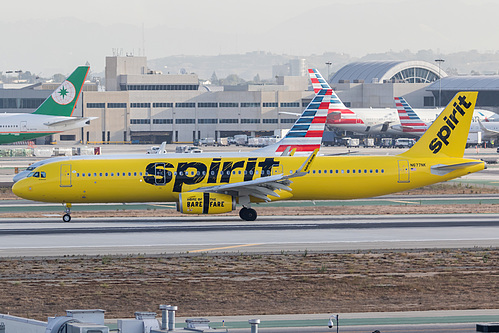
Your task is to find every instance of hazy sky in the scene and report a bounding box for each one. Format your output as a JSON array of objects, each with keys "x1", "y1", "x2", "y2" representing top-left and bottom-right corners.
[{"x1": 2, "y1": 0, "x2": 498, "y2": 76}]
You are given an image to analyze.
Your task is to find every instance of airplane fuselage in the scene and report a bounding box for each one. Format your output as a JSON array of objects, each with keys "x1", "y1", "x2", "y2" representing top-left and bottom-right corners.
[
  {"x1": 14, "y1": 154, "x2": 485, "y2": 205},
  {"x1": 330, "y1": 108, "x2": 493, "y2": 136},
  {"x1": 0, "y1": 113, "x2": 90, "y2": 144}
]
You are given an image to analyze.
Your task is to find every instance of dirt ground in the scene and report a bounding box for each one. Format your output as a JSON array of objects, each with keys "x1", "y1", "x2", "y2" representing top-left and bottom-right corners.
[
  {"x1": 1, "y1": 183, "x2": 498, "y2": 320},
  {"x1": 1, "y1": 250, "x2": 498, "y2": 321}
]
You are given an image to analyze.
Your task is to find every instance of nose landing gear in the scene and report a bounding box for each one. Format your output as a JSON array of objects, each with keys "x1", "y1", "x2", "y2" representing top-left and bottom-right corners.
[{"x1": 62, "y1": 203, "x2": 72, "y2": 222}]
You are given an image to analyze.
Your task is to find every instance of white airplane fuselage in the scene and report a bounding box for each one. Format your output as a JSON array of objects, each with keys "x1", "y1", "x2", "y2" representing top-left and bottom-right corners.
[{"x1": 329, "y1": 108, "x2": 495, "y2": 136}]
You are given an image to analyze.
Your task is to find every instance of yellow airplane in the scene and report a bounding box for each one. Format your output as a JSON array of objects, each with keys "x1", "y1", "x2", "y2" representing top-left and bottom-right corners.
[{"x1": 13, "y1": 91, "x2": 484, "y2": 222}]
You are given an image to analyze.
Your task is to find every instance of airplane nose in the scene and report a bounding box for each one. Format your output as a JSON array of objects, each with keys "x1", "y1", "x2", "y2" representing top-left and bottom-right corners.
[{"x1": 12, "y1": 181, "x2": 30, "y2": 199}]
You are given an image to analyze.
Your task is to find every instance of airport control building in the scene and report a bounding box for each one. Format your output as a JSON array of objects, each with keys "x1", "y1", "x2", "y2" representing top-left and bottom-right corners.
[{"x1": 2, "y1": 57, "x2": 499, "y2": 145}]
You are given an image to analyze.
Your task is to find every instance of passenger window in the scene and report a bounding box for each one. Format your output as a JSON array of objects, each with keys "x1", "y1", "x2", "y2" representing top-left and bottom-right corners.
[
  {"x1": 381, "y1": 169, "x2": 385, "y2": 173},
  {"x1": 100, "y1": 173, "x2": 103, "y2": 176},
  {"x1": 94, "y1": 173, "x2": 97, "y2": 177},
  {"x1": 128, "y1": 172, "x2": 131, "y2": 176},
  {"x1": 105, "y1": 173, "x2": 108, "y2": 176},
  {"x1": 318, "y1": 170, "x2": 321, "y2": 174},
  {"x1": 347, "y1": 170, "x2": 350, "y2": 174},
  {"x1": 88, "y1": 173, "x2": 91, "y2": 177},
  {"x1": 82, "y1": 173, "x2": 85, "y2": 177},
  {"x1": 76, "y1": 173, "x2": 79, "y2": 177},
  {"x1": 111, "y1": 173, "x2": 114, "y2": 176},
  {"x1": 352, "y1": 170, "x2": 355, "y2": 174},
  {"x1": 134, "y1": 172, "x2": 137, "y2": 176}
]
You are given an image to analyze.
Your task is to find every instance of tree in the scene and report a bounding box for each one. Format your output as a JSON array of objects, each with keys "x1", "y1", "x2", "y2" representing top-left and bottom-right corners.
[
  {"x1": 220, "y1": 74, "x2": 245, "y2": 86},
  {"x1": 210, "y1": 71, "x2": 219, "y2": 85}
]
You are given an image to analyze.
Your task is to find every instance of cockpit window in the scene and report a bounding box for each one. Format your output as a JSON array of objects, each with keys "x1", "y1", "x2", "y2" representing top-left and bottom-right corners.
[{"x1": 28, "y1": 171, "x2": 46, "y2": 178}]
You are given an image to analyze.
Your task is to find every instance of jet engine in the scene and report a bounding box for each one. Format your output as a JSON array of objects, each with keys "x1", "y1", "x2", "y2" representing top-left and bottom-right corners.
[{"x1": 177, "y1": 192, "x2": 235, "y2": 214}]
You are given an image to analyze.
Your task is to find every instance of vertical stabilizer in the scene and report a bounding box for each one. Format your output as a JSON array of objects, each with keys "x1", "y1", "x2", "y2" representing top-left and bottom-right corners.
[
  {"x1": 33, "y1": 66, "x2": 90, "y2": 117},
  {"x1": 400, "y1": 92, "x2": 478, "y2": 158},
  {"x1": 394, "y1": 97, "x2": 429, "y2": 134}
]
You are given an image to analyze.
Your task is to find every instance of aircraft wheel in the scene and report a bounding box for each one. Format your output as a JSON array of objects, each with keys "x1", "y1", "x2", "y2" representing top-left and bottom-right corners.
[
  {"x1": 239, "y1": 207, "x2": 257, "y2": 221},
  {"x1": 62, "y1": 214, "x2": 71, "y2": 222}
]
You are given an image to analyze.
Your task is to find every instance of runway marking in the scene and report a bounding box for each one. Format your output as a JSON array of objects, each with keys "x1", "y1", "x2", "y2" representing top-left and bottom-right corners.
[
  {"x1": 190, "y1": 243, "x2": 262, "y2": 253},
  {"x1": 387, "y1": 200, "x2": 419, "y2": 204}
]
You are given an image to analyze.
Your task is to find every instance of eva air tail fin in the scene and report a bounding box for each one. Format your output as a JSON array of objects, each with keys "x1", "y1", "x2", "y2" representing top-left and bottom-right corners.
[
  {"x1": 33, "y1": 66, "x2": 89, "y2": 117},
  {"x1": 400, "y1": 91, "x2": 478, "y2": 158}
]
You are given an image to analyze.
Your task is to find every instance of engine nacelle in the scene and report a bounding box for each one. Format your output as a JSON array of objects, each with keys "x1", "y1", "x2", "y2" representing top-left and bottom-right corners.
[{"x1": 177, "y1": 192, "x2": 235, "y2": 214}]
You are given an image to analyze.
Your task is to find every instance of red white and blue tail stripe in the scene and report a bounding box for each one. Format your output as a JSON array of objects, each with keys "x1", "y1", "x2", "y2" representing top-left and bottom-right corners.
[
  {"x1": 308, "y1": 69, "x2": 363, "y2": 125},
  {"x1": 261, "y1": 87, "x2": 331, "y2": 154},
  {"x1": 394, "y1": 97, "x2": 429, "y2": 134}
]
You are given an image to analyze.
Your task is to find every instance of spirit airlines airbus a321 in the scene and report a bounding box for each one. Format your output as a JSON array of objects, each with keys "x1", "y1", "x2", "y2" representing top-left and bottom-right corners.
[
  {"x1": 13, "y1": 80, "x2": 485, "y2": 221},
  {"x1": 0, "y1": 66, "x2": 95, "y2": 144}
]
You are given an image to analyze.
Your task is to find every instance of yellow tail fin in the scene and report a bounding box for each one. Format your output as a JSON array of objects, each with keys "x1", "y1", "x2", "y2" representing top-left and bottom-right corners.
[{"x1": 400, "y1": 91, "x2": 478, "y2": 158}]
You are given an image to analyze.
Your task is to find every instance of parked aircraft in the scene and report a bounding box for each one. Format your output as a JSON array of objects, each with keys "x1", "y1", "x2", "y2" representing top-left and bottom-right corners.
[
  {"x1": 308, "y1": 71, "x2": 494, "y2": 136},
  {"x1": 393, "y1": 96, "x2": 499, "y2": 140},
  {"x1": 0, "y1": 66, "x2": 95, "y2": 144},
  {"x1": 13, "y1": 91, "x2": 485, "y2": 222}
]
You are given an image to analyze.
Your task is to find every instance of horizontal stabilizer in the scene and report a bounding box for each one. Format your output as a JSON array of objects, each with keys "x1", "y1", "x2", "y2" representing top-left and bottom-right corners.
[
  {"x1": 431, "y1": 161, "x2": 483, "y2": 176},
  {"x1": 44, "y1": 117, "x2": 98, "y2": 127},
  {"x1": 478, "y1": 119, "x2": 499, "y2": 135}
]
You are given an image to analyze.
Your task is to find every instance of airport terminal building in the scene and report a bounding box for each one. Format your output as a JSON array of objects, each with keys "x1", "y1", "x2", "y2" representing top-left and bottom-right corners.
[
  {"x1": 2, "y1": 57, "x2": 499, "y2": 145},
  {"x1": 79, "y1": 56, "x2": 312, "y2": 144}
]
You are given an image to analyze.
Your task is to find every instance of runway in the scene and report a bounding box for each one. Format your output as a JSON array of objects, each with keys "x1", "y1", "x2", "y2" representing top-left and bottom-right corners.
[{"x1": 1, "y1": 213, "x2": 499, "y2": 257}]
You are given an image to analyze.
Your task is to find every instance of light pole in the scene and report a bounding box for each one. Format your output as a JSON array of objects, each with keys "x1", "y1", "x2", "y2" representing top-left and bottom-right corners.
[
  {"x1": 326, "y1": 62, "x2": 332, "y2": 82},
  {"x1": 435, "y1": 59, "x2": 445, "y2": 107},
  {"x1": 328, "y1": 314, "x2": 339, "y2": 333}
]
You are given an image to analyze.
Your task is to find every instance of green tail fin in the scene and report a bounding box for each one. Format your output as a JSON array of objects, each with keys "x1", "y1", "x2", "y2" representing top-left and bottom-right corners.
[
  {"x1": 33, "y1": 66, "x2": 89, "y2": 117},
  {"x1": 400, "y1": 91, "x2": 478, "y2": 158}
]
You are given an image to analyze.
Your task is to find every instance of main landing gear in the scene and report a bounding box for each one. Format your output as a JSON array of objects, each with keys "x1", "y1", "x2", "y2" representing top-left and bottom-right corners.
[
  {"x1": 62, "y1": 203, "x2": 72, "y2": 222},
  {"x1": 239, "y1": 207, "x2": 257, "y2": 221}
]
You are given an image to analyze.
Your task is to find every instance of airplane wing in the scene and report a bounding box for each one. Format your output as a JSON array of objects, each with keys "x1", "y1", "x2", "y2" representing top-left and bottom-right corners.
[
  {"x1": 44, "y1": 117, "x2": 98, "y2": 127},
  {"x1": 190, "y1": 149, "x2": 318, "y2": 202},
  {"x1": 430, "y1": 161, "x2": 484, "y2": 176}
]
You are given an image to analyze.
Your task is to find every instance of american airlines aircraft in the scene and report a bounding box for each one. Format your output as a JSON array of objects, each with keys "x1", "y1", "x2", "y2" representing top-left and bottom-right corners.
[
  {"x1": 393, "y1": 96, "x2": 499, "y2": 139},
  {"x1": 309, "y1": 73, "x2": 495, "y2": 136}
]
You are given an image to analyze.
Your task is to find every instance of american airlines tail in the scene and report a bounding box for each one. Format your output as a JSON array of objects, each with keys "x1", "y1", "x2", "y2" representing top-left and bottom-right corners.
[
  {"x1": 393, "y1": 96, "x2": 429, "y2": 135},
  {"x1": 256, "y1": 69, "x2": 332, "y2": 155},
  {"x1": 308, "y1": 69, "x2": 364, "y2": 127}
]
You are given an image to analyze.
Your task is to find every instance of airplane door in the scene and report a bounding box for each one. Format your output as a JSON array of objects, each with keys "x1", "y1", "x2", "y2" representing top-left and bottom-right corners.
[
  {"x1": 20, "y1": 121, "x2": 27, "y2": 132},
  {"x1": 155, "y1": 163, "x2": 167, "y2": 185},
  {"x1": 397, "y1": 160, "x2": 410, "y2": 183},
  {"x1": 60, "y1": 164, "x2": 72, "y2": 187}
]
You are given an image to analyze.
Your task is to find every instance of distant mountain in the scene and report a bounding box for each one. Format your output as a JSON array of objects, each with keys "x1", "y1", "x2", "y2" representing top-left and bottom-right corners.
[{"x1": 148, "y1": 50, "x2": 499, "y2": 81}]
